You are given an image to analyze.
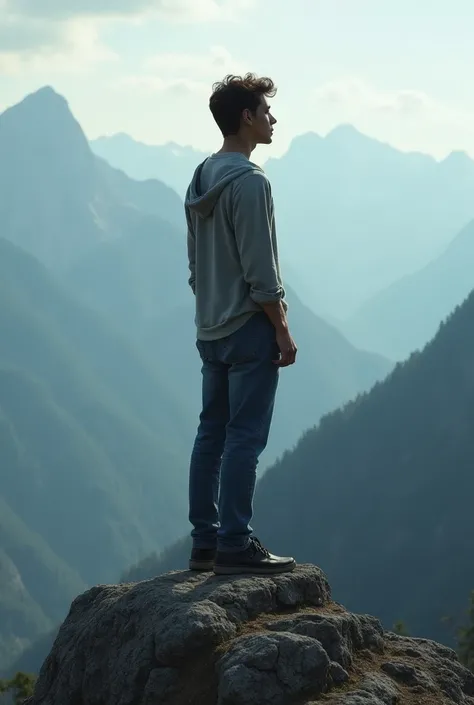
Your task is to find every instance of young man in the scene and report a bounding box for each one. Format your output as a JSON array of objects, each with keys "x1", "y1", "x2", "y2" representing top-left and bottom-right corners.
[{"x1": 185, "y1": 74, "x2": 297, "y2": 575}]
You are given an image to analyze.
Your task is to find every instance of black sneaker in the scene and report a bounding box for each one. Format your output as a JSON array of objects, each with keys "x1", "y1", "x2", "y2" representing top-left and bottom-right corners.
[
  {"x1": 213, "y1": 537, "x2": 296, "y2": 575},
  {"x1": 189, "y1": 547, "x2": 216, "y2": 571}
]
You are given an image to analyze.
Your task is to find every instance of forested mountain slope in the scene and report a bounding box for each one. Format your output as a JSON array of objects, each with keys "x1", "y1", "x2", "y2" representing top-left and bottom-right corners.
[{"x1": 129, "y1": 286, "x2": 474, "y2": 645}]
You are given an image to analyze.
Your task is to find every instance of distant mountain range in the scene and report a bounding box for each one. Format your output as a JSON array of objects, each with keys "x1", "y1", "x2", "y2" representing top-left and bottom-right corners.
[
  {"x1": 0, "y1": 87, "x2": 392, "y2": 674},
  {"x1": 343, "y1": 217, "x2": 474, "y2": 359},
  {"x1": 265, "y1": 127, "x2": 474, "y2": 319},
  {"x1": 93, "y1": 127, "x2": 474, "y2": 323},
  {"x1": 0, "y1": 88, "x2": 193, "y2": 671},
  {"x1": 0, "y1": 234, "x2": 192, "y2": 671},
  {"x1": 0, "y1": 87, "x2": 183, "y2": 271},
  {"x1": 91, "y1": 133, "x2": 207, "y2": 198}
]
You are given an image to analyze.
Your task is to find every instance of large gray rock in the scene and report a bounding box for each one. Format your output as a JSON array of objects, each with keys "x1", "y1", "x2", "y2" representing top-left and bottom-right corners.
[
  {"x1": 25, "y1": 564, "x2": 474, "y2": 705},
  {"x1": 218, "y1": 632, "x2": 330, "y2": 704}
]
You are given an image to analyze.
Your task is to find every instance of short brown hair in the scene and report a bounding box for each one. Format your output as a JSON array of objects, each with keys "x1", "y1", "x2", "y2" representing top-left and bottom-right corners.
[{"x1": 209, "y1": 73, "x2": 277, "y2": 137}]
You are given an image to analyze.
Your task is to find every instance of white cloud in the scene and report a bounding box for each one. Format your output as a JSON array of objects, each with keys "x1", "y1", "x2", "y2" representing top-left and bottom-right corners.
[
  {"x1": 0, "y1": 16, "x2": 60, "y2": 51},
  {"x1": 312, "y1": 77, "x2": 470, "y2": 125},
  {"x1": 154, "y1": 0, "x2": 254, "y2": 22},
  {"x1": 309, "y1": 77, "x2": 474, "y2": 158},
  {"x1": 118, "y1": 75, "x2": 207, "y2": 95},
  {"x1": 0, "y1": 0, "x2": 252, "y2": 75},
  {"x1": 0, "y1": 18, "x2": 118, "y2": 74},
  {"x1": 6, "y1": 0, "x2": 150, "y2": 17},
  {"x1": 5, "y1": 0, "x2": 253, "y2": 21},
  {"x1": 118, "y1": 46, "x2": 245, "y2": 95},
  {"x1": 313, "y1": 79, "x2": 430, "y2": 114},
  {"x1": 376, "y1": 90, "x2": 434, "y2": 116},
  {"x1": 105, "y1": 45, "x2": 249, "y2": 152},
  {"x1": 145, "y1": 45, "x2": 243, "y2": 81}
]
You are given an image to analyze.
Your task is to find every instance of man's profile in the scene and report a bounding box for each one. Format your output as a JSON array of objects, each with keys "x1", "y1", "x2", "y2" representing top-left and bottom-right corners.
[{"x1": 185, "y1": 73, "x2": 297, "y2": 575}]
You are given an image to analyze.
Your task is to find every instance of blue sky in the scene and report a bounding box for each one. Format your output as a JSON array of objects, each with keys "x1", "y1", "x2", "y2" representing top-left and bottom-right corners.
[{"x1": 1, "y1": 0, "x2": 474, "y2": 159}]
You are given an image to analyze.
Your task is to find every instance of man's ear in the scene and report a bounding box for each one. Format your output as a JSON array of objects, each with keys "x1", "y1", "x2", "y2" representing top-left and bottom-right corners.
[{"x1": 242, "y1": 108, "x2": 253, "y2": 125}]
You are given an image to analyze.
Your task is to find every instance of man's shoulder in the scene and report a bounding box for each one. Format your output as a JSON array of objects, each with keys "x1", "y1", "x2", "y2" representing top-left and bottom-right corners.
[{"x1": 234, "y1": 167, "x2": 271, "y2": 193}]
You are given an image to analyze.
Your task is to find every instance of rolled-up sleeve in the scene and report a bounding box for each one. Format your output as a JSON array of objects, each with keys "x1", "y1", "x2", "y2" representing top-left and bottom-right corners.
[{"x1": 232, "y1": 172, "x2": 284, "y2": 305}]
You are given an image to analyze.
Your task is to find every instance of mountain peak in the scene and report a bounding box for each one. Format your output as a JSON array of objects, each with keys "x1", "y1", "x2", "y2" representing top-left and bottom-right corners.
[
  {"x1": 0, "y1": 85, "x2": 93, "y2": 175},
  {"x1": 289, "y1": 131, "x2": 323, "y2": 147},
  {"x1": 3, "y1": 85, "x2": 70, "y2": 120},
  {"x1": 440, "y1": 149, "x2": 474, "y2": 172},
  {"x1": 326, "y1": 123, "x2": 365, "y2": 140},
  {"x1": 275, "y1": 131, "x2": 323, "y2": 162},
  {"x1": 325, "y1": 123, "x2": 390, "y2": 152},
  {"x1": 0, "y1": 87, "x2": 99, "y2": 269},
  {"x1": 95, "y1": 131, "x2": 136, "y2": 145},
  {"x1": 1, "y1": 84, "x2": 81, "y2": 132},
  {"x1": 26, "y1": 85, "x2": 64, "y2": 101},
  {"x1": 324, "y1": 124, "x2": 431, "y2": 165},
  {"x1": 282, "y1": 125, "x2": 387, "y2": 161}
]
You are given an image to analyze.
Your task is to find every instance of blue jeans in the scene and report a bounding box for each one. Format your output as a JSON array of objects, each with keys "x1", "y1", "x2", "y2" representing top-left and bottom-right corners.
[{"x1": 189, "y1": 312, "x2": 279, "y2": 552}]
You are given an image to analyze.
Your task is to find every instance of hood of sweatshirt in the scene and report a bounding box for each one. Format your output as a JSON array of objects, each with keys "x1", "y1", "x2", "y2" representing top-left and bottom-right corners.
[{"x1": 185, "y1": 152, "x2": 263, "y2": 218}]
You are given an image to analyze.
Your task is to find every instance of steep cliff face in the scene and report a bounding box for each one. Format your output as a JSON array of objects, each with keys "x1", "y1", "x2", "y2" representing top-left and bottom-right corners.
[{"x1": 26, "y1": 565, "x2": 474, "y2": 705}]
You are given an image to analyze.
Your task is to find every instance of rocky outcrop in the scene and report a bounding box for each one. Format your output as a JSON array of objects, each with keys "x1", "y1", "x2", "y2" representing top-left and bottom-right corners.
[{"x1": 25, "y1": 564, "x2": 474, "y2": 704}]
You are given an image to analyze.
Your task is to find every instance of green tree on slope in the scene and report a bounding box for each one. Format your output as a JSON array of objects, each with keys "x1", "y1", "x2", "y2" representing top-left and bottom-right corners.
[
  {"x1": 0, "y1": 671, "x2": 36, "y2": 703},
  {"x1": 458, "y1": 591, "x2": 474, "y2": 671}
]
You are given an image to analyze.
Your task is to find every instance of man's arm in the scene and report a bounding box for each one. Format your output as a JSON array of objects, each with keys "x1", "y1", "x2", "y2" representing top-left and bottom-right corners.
[
  {"x1": 185, "y1": 206, "x2": 196, "y2": 295},
  {"x1": 232, "y1": 172, "x2": 282, "y2": 304},
  {"x1": 261, "y1": 300, "x2": 297, "y2": 367},
  {"x1": 232, "y1": 172, "x2": 297, "y2": 366}
]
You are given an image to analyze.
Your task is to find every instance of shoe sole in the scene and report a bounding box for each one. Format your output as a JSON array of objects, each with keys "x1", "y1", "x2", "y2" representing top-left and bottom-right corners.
[
  {"x1": 213, "y1": 560, "x2": 296, "y2": 576},
  {"x1": 189, "y1": 560, "x2": 215, "y2": 571}
]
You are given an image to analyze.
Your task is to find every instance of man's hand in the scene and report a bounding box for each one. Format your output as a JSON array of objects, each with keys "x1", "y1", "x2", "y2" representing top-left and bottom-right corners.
[
  {"x1": 274, "y1": 327, "x2": 297, "y2": 367},
  {"x1": 260, "y1": 300, "x2": 297, "y2": 367}
]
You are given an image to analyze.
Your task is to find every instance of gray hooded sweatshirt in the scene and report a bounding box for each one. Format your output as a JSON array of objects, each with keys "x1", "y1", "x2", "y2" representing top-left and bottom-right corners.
[{"x1": 185, "y1": 152, "x2": 286, "y2": 341}]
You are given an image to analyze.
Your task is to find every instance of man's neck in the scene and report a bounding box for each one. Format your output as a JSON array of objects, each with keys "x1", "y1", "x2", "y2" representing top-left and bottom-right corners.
[{"x1": 217, "y1": 135, "x2": 255, "y2": 160}]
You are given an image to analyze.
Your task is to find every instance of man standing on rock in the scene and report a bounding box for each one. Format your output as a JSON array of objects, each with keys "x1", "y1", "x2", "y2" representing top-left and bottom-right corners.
[{"x1": 185, "y1": 74, "x2": 297, "y2": 575}]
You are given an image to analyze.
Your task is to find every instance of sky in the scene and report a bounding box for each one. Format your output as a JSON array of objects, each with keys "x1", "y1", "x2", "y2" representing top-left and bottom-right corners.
[{"x1": 1, "y1": 0, "x2": 474, "y2": 159}]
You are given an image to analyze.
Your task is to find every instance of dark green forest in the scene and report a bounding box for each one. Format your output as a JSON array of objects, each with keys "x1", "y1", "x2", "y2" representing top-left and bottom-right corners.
[{"x1": 254, "y1": 286, "x2": 474, "y2": 643}]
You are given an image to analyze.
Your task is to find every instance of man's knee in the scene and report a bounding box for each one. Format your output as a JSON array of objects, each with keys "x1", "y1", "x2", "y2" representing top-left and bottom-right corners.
[
  {"x1": 194, "y1": 419, "x2": 226, "y2": 453},
  {"x1": 223, "y1": 426, "x2": 268, "y2": 462}
]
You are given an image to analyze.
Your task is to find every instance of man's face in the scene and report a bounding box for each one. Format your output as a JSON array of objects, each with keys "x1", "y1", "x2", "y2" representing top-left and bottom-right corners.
[{"x1": 245, "y1": 95, "x2": 277, "y2": 145}]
